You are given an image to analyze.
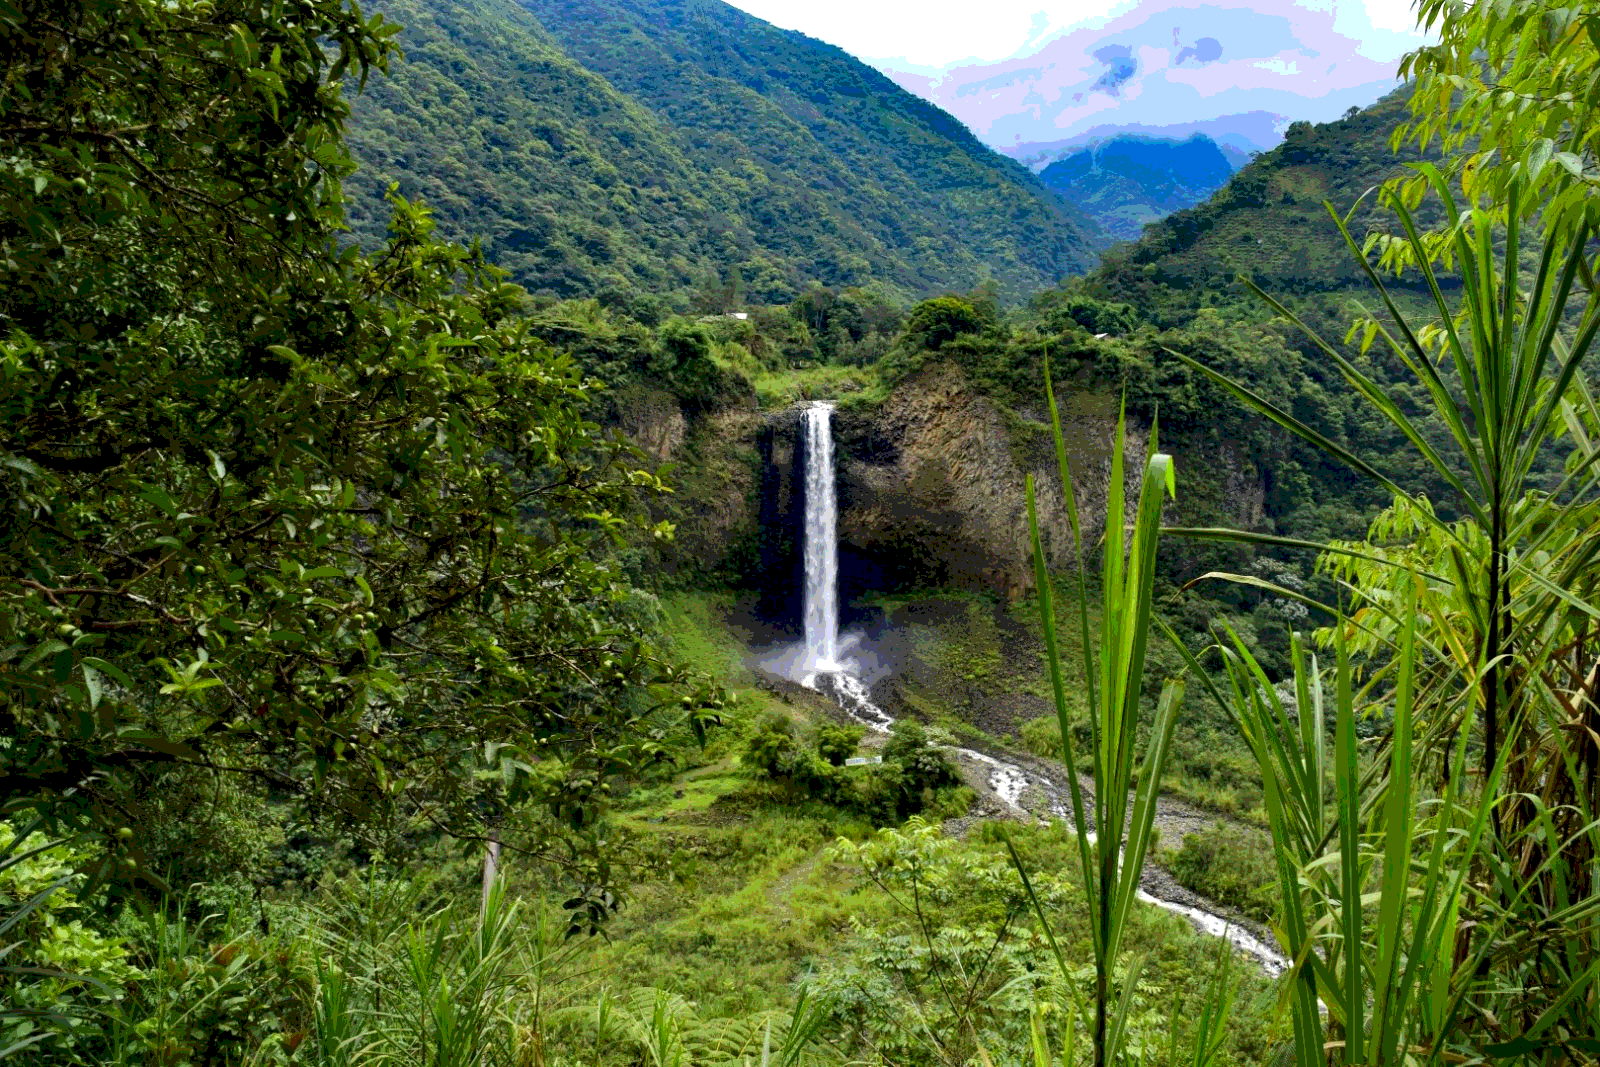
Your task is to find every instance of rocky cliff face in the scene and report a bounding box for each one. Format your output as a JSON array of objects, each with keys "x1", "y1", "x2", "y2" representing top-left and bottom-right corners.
[
  {"x1": 629, "y1": 360, "x2": 1264, "y2": 624},
  {"x1": 833, "y1": 362, "x2": 1144, "y2": 599}
]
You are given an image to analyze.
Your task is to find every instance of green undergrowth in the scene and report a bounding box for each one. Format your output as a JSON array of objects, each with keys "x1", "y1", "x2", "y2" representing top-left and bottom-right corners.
[
  {"x1": 747, "y1": 362, "x2": 891, "y2": 411},
  {"x1": 577, "y1": 590, "x2": 1283, "y2": 1056},
  {"x1": 556, "y1": 814, "x2": 1284, "y2": 1064},
  {"x1": 657, "y1": 591, "x2": 756, "y2": 683},
  {"x1": 0, "y1": 810, "x2": 1287, "y2": 1066},
  {"x1": 552, "y1": 589, "x2": 1286, "y2": 1062},
  {"x1": 582, "y1": 807, "x2": 871, "y2": 1017},
  {"x1": 1163, "y1": 823, "x2": 1279, "y2": 924},
  {"x1": 2, "y1": 592, "x2": 1286, "y2": 1065},
  {"x1": 863, "y1": 587, "x2": 1264, "y2": 819},
  {"x1": 699, "y1": 331, "x2": 889, "y2": 410}
]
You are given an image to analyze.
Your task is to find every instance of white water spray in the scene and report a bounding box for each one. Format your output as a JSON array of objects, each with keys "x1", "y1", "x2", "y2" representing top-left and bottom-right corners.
[{"x1": 801, "y1": 402, "x2": 839, "y2": 673}]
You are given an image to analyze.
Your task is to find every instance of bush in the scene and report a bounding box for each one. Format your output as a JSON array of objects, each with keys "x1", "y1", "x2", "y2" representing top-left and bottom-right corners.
[
  {"x1": 0, "y1": 827, "x2": 138, "y2": 1062},
  {"x1": 1167, "y1": 822, "x2": 1277, "y2": 922},
  {"x1": 816, "y1": 722, "x2": 866, "y2": 766},
  {"x1": 883, "y1": 721, "x2": 960, "y2": 793},
  {"x1": 902, "y1": 296, "x2": 987, "y2": 351},
  {"x1": 742, "y1": 713, "x2": 800, "y2": 778},
  {"x1": 1020, "y1": 713, "x2": 1093, "y2": 761},
  {"x1": 743, "y1": 716, "x2": 967, "y2": 824},
  {"x1": 648, "y1": 319, "x2": 740, "y2": 412},
  {"x1": 1029, "y1": 290, "x2": 1137, "y2": 336},
  {"x1": 873, "y1": 721, "x2": 965, "y2": 822}
]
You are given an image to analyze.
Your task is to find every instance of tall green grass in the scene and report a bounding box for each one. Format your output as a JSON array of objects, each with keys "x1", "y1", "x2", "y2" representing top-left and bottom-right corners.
[
  {"x1": 1010, "y1": 367, "x2": 1188, "y2": 1067},
  {"x1": 1160, "y1": 175, "x2": 1600, "y2": 1063}
]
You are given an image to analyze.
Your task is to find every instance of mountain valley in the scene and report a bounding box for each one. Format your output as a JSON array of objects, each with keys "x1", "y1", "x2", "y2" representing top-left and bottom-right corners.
[
  {"x1": 6, "y1": 1, "x2": 1597, "y2": 1064},
  {"x1": 340, "y1": 0, "x2": 1105, "y2": 304}
]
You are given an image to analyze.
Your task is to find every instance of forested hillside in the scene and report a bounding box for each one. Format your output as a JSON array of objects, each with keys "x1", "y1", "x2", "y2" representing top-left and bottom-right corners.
[
  {"x1": 342, "y1": 0, "x2": 1105, "y2": 304},
  {"x1": 9, "y1": 0, "x2": 1600, "y2": 1064},
  {"x1": 1038, "y1": 133, "x2": 1237, "y2": 240},
  {"x1": 1058, "y1": 88, "x2": 1469, "y2": 530},
  {"x1": 1083, "y1": 89, "x2": 1423, "y2": 323}
]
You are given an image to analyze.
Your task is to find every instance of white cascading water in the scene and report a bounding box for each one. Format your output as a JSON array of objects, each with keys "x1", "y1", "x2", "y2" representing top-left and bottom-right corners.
[
  {"x1": 801, "y1": 403, "x2": 839, "y2": 673},
  {"x1": 786, "y1": 400, "x2": 1285, "y2": 976}
]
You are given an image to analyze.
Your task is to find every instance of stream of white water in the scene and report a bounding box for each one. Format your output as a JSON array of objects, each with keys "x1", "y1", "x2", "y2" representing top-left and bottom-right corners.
[
  {"x1": 801, "y1": 403, "x2": 840, "y2": 674},
  {"x1": 786, "y1": 400, "x2": 1286, "y2": 977}
]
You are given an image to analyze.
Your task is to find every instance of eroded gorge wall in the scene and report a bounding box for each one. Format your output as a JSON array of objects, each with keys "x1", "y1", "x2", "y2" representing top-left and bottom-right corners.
[{"x1": 629, "y1": 361, "x2": 1268, "y2": 627}]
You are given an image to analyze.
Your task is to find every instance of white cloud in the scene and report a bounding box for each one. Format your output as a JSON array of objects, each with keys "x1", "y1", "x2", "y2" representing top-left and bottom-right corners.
[
  {"x1": 724, "y1": 0, "x2": 1059, "y2": 67},
  {"x1": 725, "y1": 0, "x2": 1428, "y2": 67},
  {"x1": 1252, "y1": 57, "x2": 1299, "y2": 74}
]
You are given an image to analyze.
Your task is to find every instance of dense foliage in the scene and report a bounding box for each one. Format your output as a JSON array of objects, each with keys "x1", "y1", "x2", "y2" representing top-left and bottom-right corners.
[
  {"x1": 10, "y1": 0, "x2": 1600, "y2": 1063},
  {"x1": 339, "y1": 0, "x2": 1104, "y2": 306},
  {"x1": 1395, "y1": 0, "x2": 1600, "y2": 255},
  {"x1": 744, "y1": 714, "x2": 967, "y2": 823},
  {"x1": 0, "y1": 0, "x2": 721, "y2": 907}
]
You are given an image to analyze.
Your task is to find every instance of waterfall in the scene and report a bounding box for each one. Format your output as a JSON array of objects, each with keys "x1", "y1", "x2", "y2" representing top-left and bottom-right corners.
[
  {"x1": 772, "y1": 400, "x2": 1287, "y2": 976},
  {"x1": 801, "y1": 402, "x2": 839, "y2": 671}
]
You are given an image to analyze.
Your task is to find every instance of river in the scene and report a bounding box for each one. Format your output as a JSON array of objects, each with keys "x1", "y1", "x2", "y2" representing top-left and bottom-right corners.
[{"x1": 787, "y1": 401, "x2": 1287, "y2": 978}]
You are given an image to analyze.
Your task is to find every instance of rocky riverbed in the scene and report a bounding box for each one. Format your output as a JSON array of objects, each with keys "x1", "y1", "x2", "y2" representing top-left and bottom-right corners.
[{"x1": 766, "y1": 665, "x2": 1288, "y2": 975}]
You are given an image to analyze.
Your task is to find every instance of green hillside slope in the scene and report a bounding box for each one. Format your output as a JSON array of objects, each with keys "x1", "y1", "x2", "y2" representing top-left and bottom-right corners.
[
  {"x1": 1081, "y1": 90, "x2": 1431, "y2": 325},
  {"x1": 1059, "y1": 88, "x2": 1495, "y2": 539},
  {"x1": 342, "y1": 0, "x2": 722, "y2": 301},
  {"x1": 342, "y1": 0, "x2": 1105, "y2": 304},
  {"x1": 1039, "y1": 133, "x2": 1237, "y2": 241}
]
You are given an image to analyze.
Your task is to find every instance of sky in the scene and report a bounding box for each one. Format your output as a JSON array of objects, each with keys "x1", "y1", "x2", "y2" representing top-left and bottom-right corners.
[
  {"x1": 724, "y1": 0, "x2": 1434, "y2": 154},
  {"x1": 726, "y1": 0, "x2": 1427, "y2": 69}
]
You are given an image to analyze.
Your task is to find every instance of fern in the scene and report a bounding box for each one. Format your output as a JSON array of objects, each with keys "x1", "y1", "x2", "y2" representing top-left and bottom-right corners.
[{"x1": 547, "y1": 986, "x2": 830, "y2": 1067}]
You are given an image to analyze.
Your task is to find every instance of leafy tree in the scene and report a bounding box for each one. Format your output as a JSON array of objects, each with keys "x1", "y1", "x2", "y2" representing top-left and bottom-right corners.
[
  {"x1": 824, "y1": 819, "x2": 1049, "y2": 1067},
  {"x1": 743, "y1": 712, "x2": 799, "y2": 779},
  {"x1": 0, "y1": 0, "x2": 718, "y2": 894},
  {"x1": 1028, "y1": 291, "x2": 1136, "y2": 337},
  {"x1": 0, "y1": 0, "x2": 397, "y2": 300},
  {"x1": 903, "y1": 297, "x2": 988, "y2": 351},
  {"x1": 815, "y1": 721, "x2": 864, "y2": 766},
  {"x1": 1397, "y1": 0, "x2": 1600, "y2": 248},
  {"x1": 647, "y1": 319, "x2": 738, "y2": 412}
]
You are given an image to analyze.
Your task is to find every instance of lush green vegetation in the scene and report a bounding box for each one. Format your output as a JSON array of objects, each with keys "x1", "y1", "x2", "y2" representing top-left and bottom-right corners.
[
  {"x1": 9, "y1": 0, "x2": 1600, "y2": 1064},
  {"x1": 340, "y1": 0, "x2": 1103, "y2": 306},
  {"x1": 1164, "y1": 824, "x2": 1276, "y2": 923},
  {"x1": 0, "y1": 0, "x2": 741, "y2": 907},
  {"x1": 1081, "y1": 91, "x2": 1428, "y2": 322}
]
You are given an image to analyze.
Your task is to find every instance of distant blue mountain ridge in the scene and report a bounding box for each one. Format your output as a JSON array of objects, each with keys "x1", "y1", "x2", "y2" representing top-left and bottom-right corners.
[{"x1": 1039, "y1": 133, "x2": 1237, "y2": 241}]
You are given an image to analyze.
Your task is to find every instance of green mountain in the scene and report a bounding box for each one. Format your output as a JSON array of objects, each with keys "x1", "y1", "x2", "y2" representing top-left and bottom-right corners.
[
  {"x1": 341, "y1": 0, "x2": 1105, "y2": 304},
  {"x1": 1081, "y1": 90, "x2": 1430, "y2": 325},
  {"x1": 1066, "y1": 88, "x2": 1477, "y2": 536},
  {"x1": 1038, "y1": 133, "x2": 1237, "y2": 241}
]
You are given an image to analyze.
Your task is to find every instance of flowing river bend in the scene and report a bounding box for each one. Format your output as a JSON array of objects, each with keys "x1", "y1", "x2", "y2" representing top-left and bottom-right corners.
[{"x1": 788, "y1": 401, "x2": 1287, "y2": 978}]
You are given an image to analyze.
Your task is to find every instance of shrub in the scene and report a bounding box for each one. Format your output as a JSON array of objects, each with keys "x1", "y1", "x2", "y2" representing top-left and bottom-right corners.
[
  {"x1": 902, "y1": 296, "x2": 987, "y2": 351},
  {"x1": 1020, "y1": 713, "x2": 1092, "y2": 760},
  {"x1": 0, "y1": 827, "x2": 138, "y2": 1062},
  {"x1": 883, "y1": 722, "x2": 959, "y2": 791},
  {"x1": 743, "y1": 716, "x2": 967, "y2": 824},
  {"x1": 815, "y1": 722, "x2": 866, "y2": 766},
  {"x1": 743, "y1": 713, "x2": 800, "y2": 778},
  {"x1": 1167, "y1": 822, "x2": 1277, "y2": 922}
]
